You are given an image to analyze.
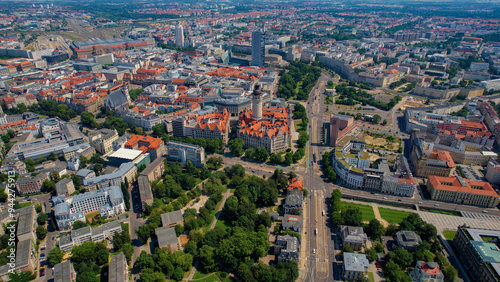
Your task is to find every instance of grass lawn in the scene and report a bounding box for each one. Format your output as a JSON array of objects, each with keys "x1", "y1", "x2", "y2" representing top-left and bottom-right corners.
[
  {"x1": 368, "y1": 272, "x2": 375, "y2": 282},
  {"x1": 340, "y1": 202, "x2": 376, "y2": 222},
  {"x1": 193, "y1": 269, "x2": 213, "y2": 280},
  {"x1": 85, "y1": 211, "x2": 100, "y2": 220},
  {"x1": 214, "y1": 214, "x2": 230, "y2": 230},
  {"x1": 378, "y1": 208, "x2": 412, "y2": 224},
  {"x1": 17, "y1": 202, "x2": 33, "y2": 208},
  {"x1": 421, "y1": 208, "x2": 461, "y2": 217},
  {"x1": 443, "y1": 230, "x2": 457, "y2": 241}
]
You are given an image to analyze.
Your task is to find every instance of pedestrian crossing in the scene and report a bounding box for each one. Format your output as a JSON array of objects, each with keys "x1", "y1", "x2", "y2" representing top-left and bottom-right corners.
[{"x1": 461, "y1": 212, "x2": 500, "y2": 223}]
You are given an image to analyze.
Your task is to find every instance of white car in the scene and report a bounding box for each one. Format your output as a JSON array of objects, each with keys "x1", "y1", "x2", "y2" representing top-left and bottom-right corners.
[
  {"x1": 483, "y1": 210, "x2": 488, "y2": 213},
  {"x1": 383, "y1": 197, "x2": 387, "y2": 199}
]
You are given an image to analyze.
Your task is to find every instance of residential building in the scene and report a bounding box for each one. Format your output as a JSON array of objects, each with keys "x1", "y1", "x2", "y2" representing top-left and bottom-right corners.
[
  {"x1": 88, "y1": 129, "x2": 119, "y2": 154},
  {"x1": 16, "y1": 173, "x2": 48, "y2": 194},
  {"x1": 411, "y1": 261, "x2": 444, "y2": 282},
  {"x1": 287, "y1": 178, "x2": 303, "y2": 191},
  {"x1": 485, "y1": 160, "x2": 500, "y2": 185},
  {"x1": 334, "y1": 139, "x2": 417, "y2": 197},
  {"x1": 16, "y1": 206, "x2": 36, "y2": 243},
  {"x1": 55, "y1": 178, "x2": 75, "y2": 197},
  {"x1": 283, "y1": 189, "x2": 303, "y2": 214},
  {"x1": 109, "y1": 252, "x2": 128, "y2": 282},
  {"x1": 282, "y1": 214, "x2": 302, "y2": 233},
  {"x1": 274, "y1": 235, "x2": 299, "y2": 263},
  {"x1": 167, "y1": 141, "x2": 205, "y2": 167},
  {"x1": 395, "y1": 230, "x2": 422, "y2": 251},
  {"x1": 0, "y1": 157, "x2": 26, "y2": 175},
  {"x1": 91, "y1": 220, "x2": 122, "y2": 242},
  {"x1": 6, "y1": 122, "x2": 85, "y2": 161},
  {"x1": 59, "y1": 220, "x2": 122, "y2": 251},
  {"x1": 340, "y1": 225, "x2": 368, "y2": 251},
  {"x1": 429, "y1": 140, "x2": 496, "y2": 166},
  {"x1": 411, "y1": 139, "x2": 456, "y2": 178},
  {"x1": 138, "y1": 175, "x2": 153, "y2": 210},
  {"x1": 161, "y1": 210, "x2": 184, "y2": 228},
  {"x1": 75, "y1": 169, "x2": 95, "y2": 185},
  {"x1": 14, "y1": 239, "x2": 35, "y2": 274},
  {"x1": 427, "y1": 175, "x2": 500, "y2": 208},
  {"x1": 193, "y1": 109, "x2": 230, "y2": 145},
  {"x1": 59, "y1": 235, "x2": 74, "y2": 252},
  {"x1": 54, "y1": 186, "x2": 125, "y2": 229},
  {"x1": 83, "y1": 162, "x2": 137, "y2": 190},
  {"x1": 453, "y1": 227, "x2": 500, "y2": 282},
  {"x1": 112, "y1": 134, "x2": 131, "y2": 152},
  {"x1": 155, "y1": 226, "x2": 179, "y2": 253},
  {"x1": 71, "y1": 226, "x2": 91, "y2": 245},
  {"x1": 62, "y1": 143, "x2": 95, "y2": 162},
  {"x1": 139, "y1": 157, "x2": 165, "y2": 183},
  {"x1": 124, "y1": 135, "x2": 165, "y2": 161},
  {"x1": 53, "y1": 261, "x2": 76, "y2": 282},
  {"x1": 68, "y1": 157, "x2": 80, "y2": 171},
  {"x1": 252, "y1": 30, "x2": 265, "y2": 67},
  {"x1": 343, "y1": 253, "x2": 369, "y2": 281}
]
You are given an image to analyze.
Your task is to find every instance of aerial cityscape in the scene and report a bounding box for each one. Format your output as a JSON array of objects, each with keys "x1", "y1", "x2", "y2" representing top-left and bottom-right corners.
[{"x1": 1, "y1": 0, "x2": 500, "y2": 281}]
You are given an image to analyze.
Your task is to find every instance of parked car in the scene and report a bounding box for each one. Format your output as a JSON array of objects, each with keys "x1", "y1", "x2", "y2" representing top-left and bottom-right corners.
[
  {"x1": 136, "y1": 214, "x2": 141, "y2": 218},
  {"x1": 40, "y1": 273, "x2": 45, "y2": 277},
  {"x1": 40, "y1": 253, "x2": 45, "y2": 257}
]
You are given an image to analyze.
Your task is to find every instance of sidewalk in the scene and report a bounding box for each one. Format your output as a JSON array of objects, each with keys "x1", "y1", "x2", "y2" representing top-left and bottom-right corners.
[{"x1": 297, "y1": 195, "x2": 309, "y2": 282}]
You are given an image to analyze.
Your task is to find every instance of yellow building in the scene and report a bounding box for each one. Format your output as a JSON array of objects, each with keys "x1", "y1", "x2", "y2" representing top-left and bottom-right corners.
[{"x1": 411, "y1": 146, "x2": 456, "y2": 178}]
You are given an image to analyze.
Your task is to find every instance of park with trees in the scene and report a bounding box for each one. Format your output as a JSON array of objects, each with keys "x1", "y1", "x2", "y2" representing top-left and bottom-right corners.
[{"x1": 330, "y1": 190, "x2": 457, "y2": 282}]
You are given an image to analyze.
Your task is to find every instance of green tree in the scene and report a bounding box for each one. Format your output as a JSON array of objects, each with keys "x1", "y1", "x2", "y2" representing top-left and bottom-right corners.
[
  {"x1": 136, "y1": 225, "x2": 151, "y2": 244},
  {"x1": 42, "y1": 180, "x2": 56, "y2": 194},
  {"x1": 325, "y1": 166, "x2": 337, "y2": 182},
  {"x1": 341, "y1": 206, "x2": 362, "y2": 226},
  {"x1": 36, "y1": 226, "x2": 47, "y2": 240},
  {"x1": 72, "y1": 221, "x2": 87, "y2": 230},
  {"x1": 199, "y1": 245, "x2": 217, "y2": 272},
  {"x1": 244, "y1": 148, "x2": 255, "y2": 159},
  {"x1": 441, "y1": 263, "x2": 458, "y2": 282},
  {"x1": 373, "y1": 114, "x2": 382, "y2": 124},
  {"x1": 48, "y1": 247, "x2": 64, "y2": 266},
  {"x1": 37, "y1": 213, "x2": 48, "y2": 225},
  {"x1": 270, "y1": 153, "x2": 283, "y2": 164},
  {"x1": 229, "y1": 138, "x2": 244, "y2": 157},
  {"x1": 172, "y1": 267, "x2": 185, "y2": 281},
  {"x1": 134, "y1": 251, "x2": 155, "y2": 272},
  {"x1": 283, "y1": 152, "x2": 293, "y2": 165},
  {"x1": 254, "y1": 147, "x2": 269, "y2": 162},
  {"x1": 366, "y1": 219, "x2": 384, "y2": 240}
]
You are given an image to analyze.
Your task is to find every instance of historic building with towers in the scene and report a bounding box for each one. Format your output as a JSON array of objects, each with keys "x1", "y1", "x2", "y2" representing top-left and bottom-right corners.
[{"x1": 237, "y1": 85, "x2": 290, "y2": 153}]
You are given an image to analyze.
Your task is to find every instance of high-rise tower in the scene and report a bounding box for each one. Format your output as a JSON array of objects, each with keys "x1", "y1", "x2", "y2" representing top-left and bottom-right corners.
[
  {"x1": 251, "y1": 30, "x2": 265, "y2": 67},
  {"x1": 252, "y1": 84, "x2": 263, "y2": 120},
  {"x1": 176, "y1": 25, "x2": 184, "y2": 47}
]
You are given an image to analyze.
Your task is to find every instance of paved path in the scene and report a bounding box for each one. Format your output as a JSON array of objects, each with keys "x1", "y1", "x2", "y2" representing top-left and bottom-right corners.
[{"x1": 371, "y1": 204, "x2": 390, "y2": 228}]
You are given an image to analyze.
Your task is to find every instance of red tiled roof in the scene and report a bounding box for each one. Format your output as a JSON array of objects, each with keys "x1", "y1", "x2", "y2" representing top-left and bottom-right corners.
[{"x1": 428, "y1": 175, "x2": 499, "y2": 197}]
